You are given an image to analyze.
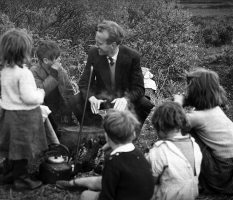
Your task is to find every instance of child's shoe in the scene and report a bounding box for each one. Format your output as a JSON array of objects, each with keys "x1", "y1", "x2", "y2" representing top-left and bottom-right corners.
[
  {"x1": 2, "y1": 158, "x2": 14, "y2": 184},
  {"x1": 2, "y1": 171, "x2": 14, "y2": 184},
  {"x1": 13, "y1": 159, "x2": 43, "y2": 190},
  {"x1": 14, "y1": 177, "x2": 42, "y2": 190}
]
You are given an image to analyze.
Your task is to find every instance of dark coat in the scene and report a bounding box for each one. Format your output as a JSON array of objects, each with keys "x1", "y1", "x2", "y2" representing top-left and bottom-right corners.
[{"x1": 79, "y1": 45, "x2": 145, "y2": 103}]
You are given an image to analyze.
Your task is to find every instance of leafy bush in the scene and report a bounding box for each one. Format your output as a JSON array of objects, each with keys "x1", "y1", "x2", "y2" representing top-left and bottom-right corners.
[
  {"x1": 191, "y1": 16, "x2": 233, "y2": 47},
  {"x1": 0, "y1": 0, "x2": 94, "y2": 44},
  {"x1": 203, "y1": 45, "x2": 233, "y2": 67},
  {"x1": 122, "y1": 0, "x2": 200, "y2": 97},
  {"x1": 83, "y1": 0, "x2": 201, "y2": 98},
  {"x1": 0, "y1": 13, "x2": 15, "y2": 35},
  {"x1": 202, "y1": 24, "x2": 233, "y2": 47},
  {"x1": 0, "y1": 0, "x2": 213, "y2": 99}
]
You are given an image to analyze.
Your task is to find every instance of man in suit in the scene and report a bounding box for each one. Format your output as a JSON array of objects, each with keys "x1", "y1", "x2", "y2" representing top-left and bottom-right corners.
[{"x1": 74, "y1": 20, "x2": 153, "y2": 129}]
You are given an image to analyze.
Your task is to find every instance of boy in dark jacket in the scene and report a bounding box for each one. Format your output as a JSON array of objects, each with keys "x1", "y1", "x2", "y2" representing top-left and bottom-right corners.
[{"x1": 56, "y1": 109, "x2": 154, "y2": 200}]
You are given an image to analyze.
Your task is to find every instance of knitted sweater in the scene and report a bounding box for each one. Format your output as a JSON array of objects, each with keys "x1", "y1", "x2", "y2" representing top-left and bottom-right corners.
[
  {"x1": 0, "y1": 65, "x2": 44, "y2": 110},
  {"x1": 187, "y1": 106, "x2": 233, "y2": 158},
  {"x1": 98, "y1": 148, "x2": 154, "y2": 200}
]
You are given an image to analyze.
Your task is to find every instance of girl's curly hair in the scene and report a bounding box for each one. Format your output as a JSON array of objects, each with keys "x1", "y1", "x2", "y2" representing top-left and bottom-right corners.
[
  {"x1": 185, "y1": 68, "x2": 227, "y2": 110},
  {"x1": 151, "y1": 101, "x2": 190, "y2": 135}
]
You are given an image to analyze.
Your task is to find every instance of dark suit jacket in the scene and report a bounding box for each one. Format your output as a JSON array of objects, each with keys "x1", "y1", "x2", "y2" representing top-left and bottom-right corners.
[{"x1": 79, "y1": 45, "x2": 145, "y2": 103}]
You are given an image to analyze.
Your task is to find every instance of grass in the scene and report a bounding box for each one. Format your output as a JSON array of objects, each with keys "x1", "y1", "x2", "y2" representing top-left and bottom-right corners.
[
  {"x1": 0, "y1": 4, "x2": 233, "y2": 199},
  {"x1": 179, "y1": 1, "x2": 233, "y2": 16},
  {"x1": 0, "y1": 61, "x2": 233, "y2": 199},
  {"x1": 0, "y1": 184, "x2": 83, "y2": 200},
  {"x1": 187, "y1": 8, "x2": 233, "y2": 16}
]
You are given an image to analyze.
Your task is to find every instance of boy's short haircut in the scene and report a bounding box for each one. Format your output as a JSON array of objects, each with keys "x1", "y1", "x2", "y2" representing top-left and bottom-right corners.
[
  {"x1": 97, "y1": 20, "x2": 125, "y2": 45},
  {"x1": 0, "y1": 28, "x2": 32, "y2": 68},
  {"x1": 36, "y1": 40, "x2": 61, "y2": 62},
  {"x1": 103, "y1": 109, "x2": 140, "y2": 144},
  {"x1": 151, "y1": 101, "x2": 190, "y2": 135}
]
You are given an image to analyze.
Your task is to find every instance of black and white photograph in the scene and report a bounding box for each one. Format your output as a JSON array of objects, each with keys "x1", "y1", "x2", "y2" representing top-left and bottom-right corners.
[{"x1": 0, "y1": 0, "x2": 233, "y2": 199}]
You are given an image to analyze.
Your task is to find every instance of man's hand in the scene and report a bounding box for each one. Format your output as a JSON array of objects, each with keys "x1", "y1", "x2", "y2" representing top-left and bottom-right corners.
[
  {"x1": 89, "y1": 96, "x2": 106, "y2": 114},
  {"x1": 111, "y1": 97, "x2": 128, "y2": 110}
]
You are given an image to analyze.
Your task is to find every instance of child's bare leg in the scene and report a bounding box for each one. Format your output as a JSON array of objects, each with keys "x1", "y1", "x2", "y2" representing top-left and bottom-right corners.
[
  {"x1": 80, "y1": 190, "x2": 100, "y2": 200},
  {"x1": 56, "y1": 176, "x2": 102, "y2": 190},
  {"x1": 74, "y1": 176, "x2": 102, "y2": 190}
]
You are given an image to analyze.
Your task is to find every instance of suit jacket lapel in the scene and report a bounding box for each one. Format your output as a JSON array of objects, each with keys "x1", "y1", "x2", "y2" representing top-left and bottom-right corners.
[
  {"x1": 97, "y1": 56, "x2": 112, "y2": 91},
  {"x1": 115, "y1": 46, "x2": 128, "y2": 89}
]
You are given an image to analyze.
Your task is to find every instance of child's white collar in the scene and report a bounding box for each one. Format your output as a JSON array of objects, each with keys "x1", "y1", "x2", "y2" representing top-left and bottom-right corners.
[{"x1": 110, "y1": 143, "x2": 135, "y2": 155}]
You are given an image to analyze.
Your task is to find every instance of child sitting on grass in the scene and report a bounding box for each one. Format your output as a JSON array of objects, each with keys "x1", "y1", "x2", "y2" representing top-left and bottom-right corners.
[
  {"x1": 174, "y1": 68, "x2": 233, "y2": 194},
  {"x1": 56, "y1": 109, "x2": 154, "y2": 200},
  {"x1": 146, "y1": 101, "x2": 202, "y2": 200}
]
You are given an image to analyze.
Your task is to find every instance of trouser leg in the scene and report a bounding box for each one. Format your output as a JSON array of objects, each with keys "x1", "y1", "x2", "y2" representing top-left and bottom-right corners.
[
  {"x1": 80, "y1": 190, "x2": 100, "y2": 200},
  {"x1": 79, "y1": 177, "x2": 101, "y2": 200},
  {"x1": 133, "y1": 96, "x2": 154, "y2": 137},
  {"x1": 68, "y1": 93, "x2": 102, "y2": 127},
  {"x1": 75, "y1": 176, "x2": 102, "y2": 190},
  {"x1": 134, "y1": 96, "x2": 154, "y2": 125}
]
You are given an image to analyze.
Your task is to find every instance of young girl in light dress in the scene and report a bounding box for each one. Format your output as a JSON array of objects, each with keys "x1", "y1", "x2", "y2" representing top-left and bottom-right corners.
[
  {"x1": 174, "y1": 68, "x2": 233, "y2": 194},
  {"x1": 146, "y1": 101, "x2": 202, "y2": 200},
  {"x1": 0, "y1": 29, "x2": 47, "y2": 190}
]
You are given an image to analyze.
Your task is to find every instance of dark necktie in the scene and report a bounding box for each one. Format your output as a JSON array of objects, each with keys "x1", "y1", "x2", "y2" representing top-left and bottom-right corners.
[{"x1": 108, "y1": 57, "x2": 114, "y2": 66}]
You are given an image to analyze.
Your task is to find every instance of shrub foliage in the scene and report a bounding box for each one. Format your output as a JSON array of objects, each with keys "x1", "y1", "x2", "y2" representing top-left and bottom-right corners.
[{"x1": 0, "y1": 0, "x2": 232, "y2": 98}]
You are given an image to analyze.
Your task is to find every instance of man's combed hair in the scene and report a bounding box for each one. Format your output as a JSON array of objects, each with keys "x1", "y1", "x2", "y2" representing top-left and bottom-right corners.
[
  {"x1": 36, "y1": 40, "x2": 61, "y2": 62},
  {"x1": 152, "y1": 101, "x2": 190, "y2": 134},
  {"x1": 0, "y1": 29, "x2": 32, "y2": 68},
  {"x1": 185, "y1": 68, "x2": 227, "y2": 110},
  {"x1": 103, "y1": 109, "x2": 140, "y2": 144},
  {"x1": 97, "y1": 20, "x2": 125, "y2": 45}
]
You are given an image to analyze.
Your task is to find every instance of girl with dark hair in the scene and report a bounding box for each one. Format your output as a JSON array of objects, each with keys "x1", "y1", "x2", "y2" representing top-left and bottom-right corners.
[
  {"x1": 174, "y1": 68, "x2": 233, "y2": 194},
  {"x1": 146, "y1": 101, "x2": 202, "y2": 200}
]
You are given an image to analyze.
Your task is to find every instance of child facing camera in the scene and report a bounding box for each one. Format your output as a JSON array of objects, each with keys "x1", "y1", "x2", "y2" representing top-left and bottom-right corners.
[
  {"x1": 56, "y1": 109, "x2": 154, "y2": 200},
  {"x1": 146, "y1": 101, "x2": 202, "y2": 200}
]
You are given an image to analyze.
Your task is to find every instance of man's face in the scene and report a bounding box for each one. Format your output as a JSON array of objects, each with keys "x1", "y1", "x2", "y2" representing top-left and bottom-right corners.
[{"x1": 95, "y1": 31, "x2": 112, "y2": 56}]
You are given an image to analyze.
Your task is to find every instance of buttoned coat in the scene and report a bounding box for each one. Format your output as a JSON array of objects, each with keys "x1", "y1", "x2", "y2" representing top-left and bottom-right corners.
[{"x1": 79, "y1": 45, "x2": 145, "y2": 103}]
